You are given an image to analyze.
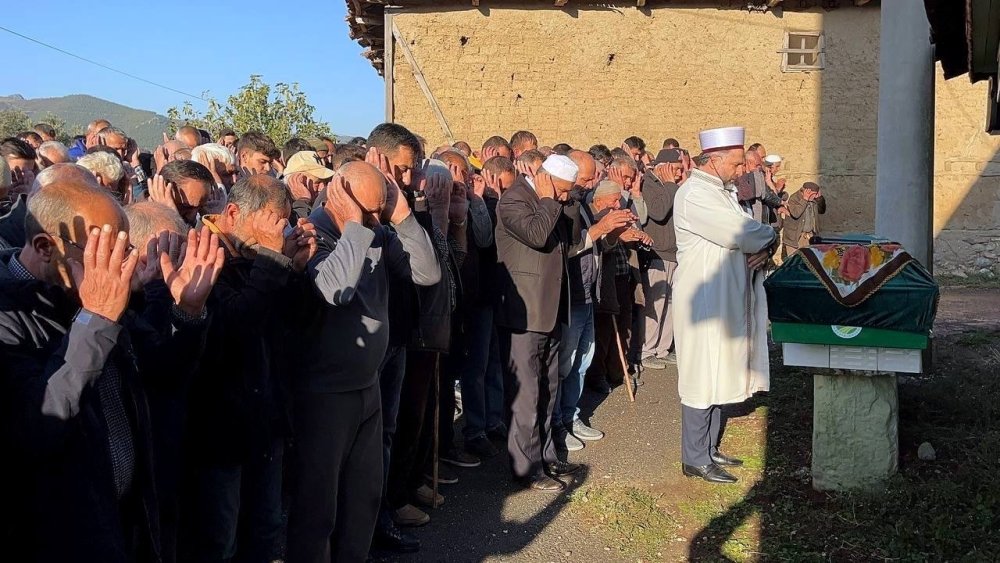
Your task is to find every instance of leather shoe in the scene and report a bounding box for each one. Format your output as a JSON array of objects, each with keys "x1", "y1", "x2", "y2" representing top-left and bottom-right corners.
[
  {"x1": 527, "y1": 474, "x2": 566, "y2": 493},
  {"x1": 546, "y1": 460, "x2": 581, "y2": 477},
  {"x1": 373, "y1": 521, "x2": 420, "y2": 553},
  {"x1": 710, "y1": 451, "x2": 744, "y2": 467},
  {"x1": 682, "y1": 463, "x2": 738, "y2": 484}
]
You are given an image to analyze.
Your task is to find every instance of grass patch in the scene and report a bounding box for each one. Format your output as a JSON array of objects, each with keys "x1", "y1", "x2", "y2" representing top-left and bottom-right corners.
[
  {"x1": 936, "y1": 273, "x2": 1000, "y2": 289},
  {"x1": 689, "y1": 330, "x2": 1000, "y2": 561},
  {"x1": 569, "y1": 484, "x2": 679, "y2": 560}
]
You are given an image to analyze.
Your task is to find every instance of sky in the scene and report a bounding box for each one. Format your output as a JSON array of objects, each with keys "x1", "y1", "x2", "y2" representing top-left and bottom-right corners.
[{"x1": 2, "y1": 1, "x2": 385, "y2": 136}]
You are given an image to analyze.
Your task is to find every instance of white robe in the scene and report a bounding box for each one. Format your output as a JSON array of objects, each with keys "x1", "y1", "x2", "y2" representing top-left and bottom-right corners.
[{"x1": 673, "y1": 169, "x2": 776, "y2": 409}]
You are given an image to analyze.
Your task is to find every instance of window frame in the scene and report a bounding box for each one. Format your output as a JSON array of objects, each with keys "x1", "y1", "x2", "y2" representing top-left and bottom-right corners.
[{"x1": 780, "y1": 31, "x2": 825, "y2": 72}]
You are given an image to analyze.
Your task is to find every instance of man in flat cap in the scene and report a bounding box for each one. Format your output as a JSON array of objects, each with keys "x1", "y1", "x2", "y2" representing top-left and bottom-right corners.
[
  {"x1": 640, "y1": 148, "x2": 684, "y2": 368},
  {"x1": 673, "y1": 127, "x2": 777, "y2": 484},
  {"x1": 495, "y1": 154, "x2": 630, "y2": 492},
  {"x1": 781, "y1": 181, "x2": 827, "y2": 257}
]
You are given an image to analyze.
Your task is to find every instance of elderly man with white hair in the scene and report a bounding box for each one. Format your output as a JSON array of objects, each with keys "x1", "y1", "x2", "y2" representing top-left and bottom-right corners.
[
  {"x1": 36, "y1": 141, "x2": 72, "y2": 169},
  {"x1": 191, "y1": 142, "x2": 237, "y2": 191},
  {"x1": 77, "y1": 151, "x2": 129, "y2": 202}
]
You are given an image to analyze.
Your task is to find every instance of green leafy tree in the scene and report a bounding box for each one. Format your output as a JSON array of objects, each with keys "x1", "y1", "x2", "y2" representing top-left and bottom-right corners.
[
  {"x1": 0, "y1": 109, "x2": 80, "y2": 144},
  {"x1": 0, "y1": 108, "x2": 31, "y2": 139},
  {"x1": 167, "y1": 75, "x2": 332, "y2": 146}
]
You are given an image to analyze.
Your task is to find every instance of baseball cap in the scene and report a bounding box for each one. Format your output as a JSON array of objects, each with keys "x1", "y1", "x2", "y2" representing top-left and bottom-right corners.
[{"x1": 284, "y1": 151, "x2": 334, "y2": 180}]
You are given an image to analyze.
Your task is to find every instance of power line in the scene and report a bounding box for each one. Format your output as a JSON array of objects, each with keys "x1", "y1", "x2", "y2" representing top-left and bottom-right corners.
[{"x1": 0, "y1": 24, "x2": 207, "y2": 102}]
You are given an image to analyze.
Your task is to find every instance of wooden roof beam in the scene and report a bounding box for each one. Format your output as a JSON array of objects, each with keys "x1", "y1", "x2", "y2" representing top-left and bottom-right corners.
[
  {"x1": 555, "y1": 0, "x2": 568, "y2": 6},
  {"x1": 767, "y1": 0, "x2": 783, "y2": 6},
  {"x1": 637, "y1": 0, "x2": 646, "y2": 5}
]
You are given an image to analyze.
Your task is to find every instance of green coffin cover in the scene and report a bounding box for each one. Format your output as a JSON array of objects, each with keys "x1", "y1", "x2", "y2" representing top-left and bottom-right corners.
[{"x1": 765, "y1": 248, "x2": 939, "y2": 334}]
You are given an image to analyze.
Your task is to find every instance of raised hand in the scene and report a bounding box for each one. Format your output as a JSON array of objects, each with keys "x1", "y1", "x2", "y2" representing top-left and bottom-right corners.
[
  {"x1": 471, "y1": 173, "x2": 487, "y2": 197},
  {"x1": 252, "y1": 209, "x2": 288, "y2": 253},
  {"x1": 70, "y1": 225, "x2": 139, "y2": 322},
  {"x1": 608, "y1": 166, "x2": 627, "y2": 189},
  {"x1": 202, "y1": 185, "x2": 228, "y2": 215},
  {"x1": 283, "y1": 218, "x2": 318, "y2": 273},
  {"x1": 447, "y1": 162, "x2": 466, "y2": 186},
  {"x1": 591, "y1": 209, "x2": 636, "y2": 240},
  {"x1": 630, "y1": 173, "x2": 643, "y2": 196},
  {"x1": 515, "y1": 160, "x2": 535, "y2": 180},
  {"x1": 133, "y1": 231, "x2": 185, "y2": 288},
  {"x1": 449, "y1": 182, "x2": 469, "y2": 225},
  {"x1": 325, "y1": 175, "x2": 364, "y2": 228},
  {"x1": 147, "y1": 174, "x2": 179, "y2": 212},
  {"x1": 10, "y1": 167, "x2": 35, "y2": 196},
  {"x1": 422, "y1": 171, "x2": 451, "y2": 226},
  {"x1": 366, "y1": 147, "x2": 395, "y2": 183},
  {"x1": 620, "y1": 228, "x2": 653, "y2": 246},
  {"x1": 161, "y1": 227, "x2": 225, "y2": 316}
]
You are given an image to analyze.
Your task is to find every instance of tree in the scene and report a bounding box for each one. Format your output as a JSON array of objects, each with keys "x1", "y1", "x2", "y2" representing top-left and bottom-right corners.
[
  {"x1": 0, "y1": 109, "x2": 79, "y2": 144},
  {"x1": 167, "y1": 75, "x2": 332, "y2": 146},
  {"x1": 0, "y1": 108, "x2": 31, "y2": 139}
]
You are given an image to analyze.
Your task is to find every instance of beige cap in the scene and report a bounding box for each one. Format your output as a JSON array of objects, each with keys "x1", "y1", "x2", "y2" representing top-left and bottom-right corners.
[{"x1": 284, "y1": 151, "x2": 334, "y2": 180}]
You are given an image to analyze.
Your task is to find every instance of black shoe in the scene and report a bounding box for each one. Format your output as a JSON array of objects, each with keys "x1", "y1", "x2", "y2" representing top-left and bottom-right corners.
[
  {"x1": 682, "y1": 463, "x2": 738, "y2": 484},
  {"x1": 525, "y1": 474, "x2": 566, "y2": 493},
  {"x1": 373, "y1": 521, "x2": 421, "y2": 553},
  {"x1": 440, "y1": 448, "x2": 481, "y2": 468},
  {"x1": 465, "y1": 435, "x2": 500, "y2": 459},
  {"x1": 710, "y1": 451, "x2": 744, "y2": 467},
  {"x1": 487, "y1": 423, "x2": 508, "y2": 442},
  {"x1": 546, "y1": 460, "x2": 581, "y2": 477},
  {"x1": 424, "y1": 463, "x2": 459, "y2": 485}
]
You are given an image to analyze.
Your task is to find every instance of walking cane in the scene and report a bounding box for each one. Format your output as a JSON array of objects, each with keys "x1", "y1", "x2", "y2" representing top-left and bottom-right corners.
[
  {"x1": 611, "y1": 316, "x2": 636, "y2": 402},
  {"x1": 432, "y1": 352, "x2": 441, "y2": 507}
]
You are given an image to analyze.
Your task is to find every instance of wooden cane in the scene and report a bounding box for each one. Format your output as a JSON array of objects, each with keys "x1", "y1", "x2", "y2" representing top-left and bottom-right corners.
[
  {"x1": 432, "y1": 353, "x2": 441, "y2": 507},
  {"x1": 611, "y1": 316, "x2": 636, "y2": 402}
]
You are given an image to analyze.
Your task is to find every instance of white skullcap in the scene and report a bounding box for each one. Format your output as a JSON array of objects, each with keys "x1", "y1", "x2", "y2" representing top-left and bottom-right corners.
[
  {"x1": 541, "y1": 154, "x2": 579, "y2": 183},
  {"x1": 698, "y1": 126, "x2": 745, "y2": 153}
]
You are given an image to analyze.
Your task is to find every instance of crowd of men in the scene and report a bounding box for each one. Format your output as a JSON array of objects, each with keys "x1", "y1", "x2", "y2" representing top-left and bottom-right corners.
[{"x1": 0, "y1": 118, "x2": 826, "y2": 562}]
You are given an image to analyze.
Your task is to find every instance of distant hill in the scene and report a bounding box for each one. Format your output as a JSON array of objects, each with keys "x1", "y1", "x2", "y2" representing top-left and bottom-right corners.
[
  {"x1": 1, "y1": 94, "x2": 358, "y2": 150},
  {"x1": 0, "y1": 94, "x2": 170, "y2": 150}
]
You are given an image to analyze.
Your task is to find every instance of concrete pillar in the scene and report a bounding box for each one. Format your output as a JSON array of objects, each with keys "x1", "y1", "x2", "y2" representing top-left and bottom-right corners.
[
  {"x1": 812, "y1": 373, "x2": 899, "y2": 491},
  {"x1": 875, "y1": 0, "x2": 935, "y2": 271}
]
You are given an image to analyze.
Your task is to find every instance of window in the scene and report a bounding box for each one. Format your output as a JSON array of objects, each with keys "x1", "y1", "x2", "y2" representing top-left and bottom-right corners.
[{"x1": 780, "y1": 32, "x2": 825, "y2": 72}]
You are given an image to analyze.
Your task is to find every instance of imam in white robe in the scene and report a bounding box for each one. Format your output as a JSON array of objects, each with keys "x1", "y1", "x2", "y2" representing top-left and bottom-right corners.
[{"x1": 672, "y1": 169, "x2": 777, "y2": 409}]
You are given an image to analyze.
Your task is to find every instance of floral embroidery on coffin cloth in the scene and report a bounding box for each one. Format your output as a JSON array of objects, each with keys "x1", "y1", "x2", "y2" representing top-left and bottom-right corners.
[{"x1": 798, "y1": 243, "x2": 914, "y2": 307}]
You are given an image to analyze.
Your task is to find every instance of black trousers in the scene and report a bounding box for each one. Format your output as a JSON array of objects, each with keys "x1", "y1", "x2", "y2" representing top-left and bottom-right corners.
[
  {"x1": 286, "y1": 383, "x2": 382, "y2": 563},
  {"x1": 500, "y1": 327, "x2": 561, "y2": 480},
  {"x1": 386, "y1": 350, "x2": 438, "y2": 509},
  {"x1": 680, "y1": 404, "x2": 723, "y2": 467},
  {"x1": 589, "y1": 275, "x2": 634, "y2": 386}
]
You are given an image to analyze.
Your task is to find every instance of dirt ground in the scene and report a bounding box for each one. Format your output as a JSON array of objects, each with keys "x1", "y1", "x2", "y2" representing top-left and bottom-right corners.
[{"x1": 372, "y1": 287, "x2": 1000, "y2": 562}]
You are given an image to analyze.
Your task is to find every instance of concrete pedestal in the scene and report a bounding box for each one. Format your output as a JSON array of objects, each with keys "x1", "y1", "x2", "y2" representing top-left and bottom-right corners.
[{"x1": 812, "y1": 372, "x2": 898, "y2": 491}]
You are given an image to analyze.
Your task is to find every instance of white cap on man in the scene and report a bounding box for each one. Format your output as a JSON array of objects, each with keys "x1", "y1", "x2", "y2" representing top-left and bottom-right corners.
[
  {"x1": 698, "y1": 126, "x2": 746, "y2": 153},
  {"x1": 541, "y1": 154, "x2": 579, "y2": 183}
]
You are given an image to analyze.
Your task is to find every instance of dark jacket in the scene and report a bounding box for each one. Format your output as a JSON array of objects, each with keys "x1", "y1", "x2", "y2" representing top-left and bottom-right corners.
[
  {"x1": 0, "y1": 248, "x2": 208, "y2": 563},
  {"x1": 0, "y1": 194, "x2": 27, "y2": 250},
  {"x1": 495, "y1": 177, "x2": 587, "y2": 333},
  {"x1": 387, "y1": 190, "x2": 455, "y2": 353},
  {"x1": 641, "y1": 170, "x2": 679, "y2": 262},
  {"x1": 782, "y1": 190, "x2": 827, "y2": 248},
  {"x1": 298, "y1": 207, "x2": 441, "y2": 393},
  {"x1": 184, "y1": 232, "x2": 298, "y2": 464}
]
